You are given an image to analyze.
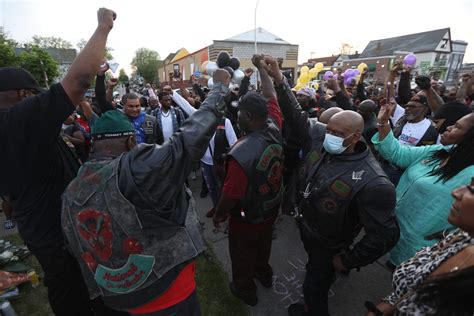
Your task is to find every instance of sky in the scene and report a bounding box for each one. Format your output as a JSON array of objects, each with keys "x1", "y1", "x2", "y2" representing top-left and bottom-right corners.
[{"x1": 1, "y1": 0, "x2": 473, "y2": 75}]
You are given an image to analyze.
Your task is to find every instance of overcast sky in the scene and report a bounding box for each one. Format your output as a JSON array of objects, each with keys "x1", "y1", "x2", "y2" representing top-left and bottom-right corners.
[{"x1": 1, "y1": 0, "x2": 473, "y2": 75}]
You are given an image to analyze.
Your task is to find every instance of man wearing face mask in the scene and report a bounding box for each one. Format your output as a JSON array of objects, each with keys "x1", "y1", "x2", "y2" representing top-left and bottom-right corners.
[{"x1": 269, "y1": 64, "x2": 399, "y2": 316}]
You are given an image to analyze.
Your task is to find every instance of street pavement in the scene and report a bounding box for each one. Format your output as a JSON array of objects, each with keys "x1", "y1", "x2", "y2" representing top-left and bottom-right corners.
[
  {"x1": 0, "y1": 165, "x2": 393, "y2": 316},
  {"x1": 188, "y1": 174, "x2": 393, "y2": 316}
]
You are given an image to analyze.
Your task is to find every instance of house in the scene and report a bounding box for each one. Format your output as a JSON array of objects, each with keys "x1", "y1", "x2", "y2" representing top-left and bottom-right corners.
[
  {"x1": 308, "y1": 28, "x2": 467, "y2": 84},
  {"x1": 15, "y1": 47, "x2": 77, "y2": 82},
  {"x1": 158, "y1": 28, "x2": 299, "y2": 86},
  {"x1": 344, "y1": 28, "x2": 467, "y2": 84}
]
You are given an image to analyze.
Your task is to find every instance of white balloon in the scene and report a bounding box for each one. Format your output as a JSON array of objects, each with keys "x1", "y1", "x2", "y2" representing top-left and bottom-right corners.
[
  {"x1": 206, "y1": 62, "x2": 218, "y2": 76},
  {"x1": 207, "y1": 78, "x2": 214, "y2": 89},
  {"x1": 232, "y1": 69, "x2": 245, "y2": 84}
]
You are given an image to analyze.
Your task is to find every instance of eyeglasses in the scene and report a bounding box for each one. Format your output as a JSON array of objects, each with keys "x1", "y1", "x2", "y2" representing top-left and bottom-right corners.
[{"x1": 405, "y1": 104, "x2": 426, "y2": 109}]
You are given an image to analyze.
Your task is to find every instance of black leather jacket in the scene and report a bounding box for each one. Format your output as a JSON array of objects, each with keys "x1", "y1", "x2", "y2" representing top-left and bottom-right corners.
[{"x1": 275, "y1": 79, "x2": 399, "y2": 269}]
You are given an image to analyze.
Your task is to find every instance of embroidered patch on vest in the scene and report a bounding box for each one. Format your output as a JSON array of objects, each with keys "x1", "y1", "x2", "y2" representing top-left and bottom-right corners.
[
  {"x1": 330, "y1": 179, "x2": 352, "y2": 198},
  {"x1": 256, "y1": 144, "x2": 283, "y2": 171},
  {"x1": 77, "y1": 209, "x2": 113, "y2": 262},
  {"x1": 307, "y1": 150, "x2": 320, "y2": 165},
  {"x1": 321, "y1": 197, "x2": 338, "y2": 213},
  {"x1": 263, "y1": 186, "x2": 283, "y2": 211},
  {"x1": 95, "y1": 254, "x2": 155, "y2": 294},
  {"x1": 268, "y1": 161, "x2": 283, "y2": 192},
  {"x1": 259, "y1": 184, "x2": 270, "y2": 195},
  {"x1": 352, "y1": 170, "x2": 365, "y2": 183}
]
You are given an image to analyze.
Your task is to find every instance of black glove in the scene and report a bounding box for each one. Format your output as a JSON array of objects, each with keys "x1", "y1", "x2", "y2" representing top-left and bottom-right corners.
[{"x1": 415, "y1": 75, "x2": 431, "y2": 90}]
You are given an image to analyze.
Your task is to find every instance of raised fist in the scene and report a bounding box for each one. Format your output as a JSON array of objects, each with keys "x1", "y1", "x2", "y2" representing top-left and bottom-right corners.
[{"x1": 97, "y1": 8, "x2": 116, "y2": 30}]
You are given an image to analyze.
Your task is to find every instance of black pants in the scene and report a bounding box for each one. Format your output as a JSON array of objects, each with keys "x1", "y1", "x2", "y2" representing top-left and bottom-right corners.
[
  {"x1": 301, "y1": 234, "x2": 337, "y2": 316},
  {"x1": 32, "y1": 244, "x2": 126, "y2": 316},
  {"x1": 228, "y1": 220, "x2": 274, "y2": 297},
  {"x1": 129, "y1": 290, "x2": 201, "y2": 316}
]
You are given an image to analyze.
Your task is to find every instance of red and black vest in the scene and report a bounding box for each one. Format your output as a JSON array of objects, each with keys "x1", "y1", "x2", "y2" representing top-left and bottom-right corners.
[{"x1": 227, "y1": 119, "x2": 283, "y2": 224}]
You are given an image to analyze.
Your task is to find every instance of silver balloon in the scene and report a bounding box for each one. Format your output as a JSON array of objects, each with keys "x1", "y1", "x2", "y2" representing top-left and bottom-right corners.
[
  {"x1": 207, "y1": 78, "x2": 214, "y2": 89},
  {"x1": 206, "y1": 62, "x2": 218, "y2": 76},
  {"x1": 232, "y1": 69, "x2": 245, "y2": 84}
]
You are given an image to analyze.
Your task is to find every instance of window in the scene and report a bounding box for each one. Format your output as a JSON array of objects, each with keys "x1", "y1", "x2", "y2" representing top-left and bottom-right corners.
[{"x1": 440, "y1": 39, "x2": 448, "y2": 49}]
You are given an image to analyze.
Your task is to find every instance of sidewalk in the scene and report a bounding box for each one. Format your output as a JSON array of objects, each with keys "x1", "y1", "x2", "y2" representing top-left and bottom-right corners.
[{"x1": 188, "y1": 174, "x2": 393, "y2": 316}]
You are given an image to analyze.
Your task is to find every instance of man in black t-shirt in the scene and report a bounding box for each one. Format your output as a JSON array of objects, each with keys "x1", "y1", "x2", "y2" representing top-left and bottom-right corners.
[{"x1": 0, "y1": 8, "x2": 121, "y2": 316}]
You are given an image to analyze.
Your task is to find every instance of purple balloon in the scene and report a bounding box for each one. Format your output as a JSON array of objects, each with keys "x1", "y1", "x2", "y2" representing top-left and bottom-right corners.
[
  {"x1": 323, "y1": 71, "x2": 334, "y2": 81},
  {"x1": 353, "y1": 69, "x2": 360, "y2": 76},
  {"x1": 333, "y1": 74, "x2": 339, "y2": 81},
  {"x1": 345, "y1": 77, "x2": 356, "y2": 86},
  {"x1": 346, "y1": 69, "x2": 355, "y2": 77},
  {"x1": 403, "y1": 54, "x2": 417, "y2": 66}
]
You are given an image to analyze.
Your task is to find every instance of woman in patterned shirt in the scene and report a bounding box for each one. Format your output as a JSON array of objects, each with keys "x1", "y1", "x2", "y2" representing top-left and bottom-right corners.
[{"x1": 366, "y1": 178, "x2": 474, "y2": 315}]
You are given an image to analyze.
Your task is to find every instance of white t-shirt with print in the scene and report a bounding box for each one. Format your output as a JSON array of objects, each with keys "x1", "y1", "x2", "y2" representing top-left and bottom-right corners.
[{"x1": 397, "y1": 118, "x2": 432, "y2": 146}]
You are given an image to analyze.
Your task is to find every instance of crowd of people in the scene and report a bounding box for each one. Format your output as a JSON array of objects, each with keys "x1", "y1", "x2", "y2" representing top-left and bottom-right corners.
[{"x1": 1, "y1": 7, "x2": 474, "y2": 316}]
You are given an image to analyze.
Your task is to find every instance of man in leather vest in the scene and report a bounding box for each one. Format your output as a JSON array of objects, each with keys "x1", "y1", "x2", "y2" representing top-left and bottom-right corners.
[
  {"x1": 213, "y1": 55, "x2": 283, "y2": 306},
  {"x1": 122, "y1": 93, "x2": 162, "y2": 145},
  {"x1": 267, "y1": 64, "x2": 400, "y2": 316},
  {"x1": 62, "y1": 69, "x2": 232, "y2": 315}
]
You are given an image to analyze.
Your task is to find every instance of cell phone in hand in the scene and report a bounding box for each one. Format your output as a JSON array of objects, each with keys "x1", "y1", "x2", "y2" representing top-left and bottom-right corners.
[{"x1": 386, "y1": 82, "x2": 391, "y2": 101}]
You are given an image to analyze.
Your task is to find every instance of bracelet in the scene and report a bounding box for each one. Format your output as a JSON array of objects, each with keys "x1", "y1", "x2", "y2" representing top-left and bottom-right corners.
[{"x1": 377, "y1": 122, "x2": 389, "y2": 127}]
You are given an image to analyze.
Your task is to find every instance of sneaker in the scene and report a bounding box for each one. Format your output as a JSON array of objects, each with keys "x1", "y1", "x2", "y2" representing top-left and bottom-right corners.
[
  {"x1": 229, "y1": 282, "x2": 257, "y2": 306},
  {"x1": 288, "y1": 303, "x2": 308, "y2": 316},
  {"x1": 4, "y1": 220, "x2": 15, "y2": 230},
  {"x1": 254, "y1": 273, "x2": 272, "y2": 288},
  {"x1": 205, "y1": 208, "x2": 216, "y2": 218}
]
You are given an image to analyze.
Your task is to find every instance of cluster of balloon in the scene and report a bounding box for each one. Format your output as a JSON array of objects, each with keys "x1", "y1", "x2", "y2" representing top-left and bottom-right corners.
[
  {"x1": 201, "y1": 52, "x2": 244, "y2": 88},
  {"x1": 294, "y1": 62, "x2": 324, "y2": 91},
  {"x1": 342, "y1": 68, "x2": 361, "y2": 85},
  {"x1": 403, "y1": 54, "x2": 417, "y2": 67}
]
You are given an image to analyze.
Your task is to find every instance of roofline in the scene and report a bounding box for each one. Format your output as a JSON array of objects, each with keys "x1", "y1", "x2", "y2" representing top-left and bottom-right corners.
[
  {"x1": 163, "y1": 46, "x2": 209, "y2": 66},
  {"x1": 213, "y1": 39, "x2": 295, "y2": 46},
  {"x1": 343, "y1": 55, "x2": 395, "y2": 62},
  {"x1": 366, "y1": 27, "x2": 450, "y2": 44}
]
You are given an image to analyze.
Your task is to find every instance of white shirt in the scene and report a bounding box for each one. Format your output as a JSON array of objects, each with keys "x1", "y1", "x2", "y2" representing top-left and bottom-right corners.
[
  {"x1": 171, "y1": 90, "x2": 238, "y2": 165},
  {"x1": 201, "y1": 118, "x2": 238, "y2": 165},
  {"x1": 397, "y1": 118, "x2": 432, "y2": 146},
  {"x1": 160, "y1": 111, "x2": 174, "y2": 141},
  {"x1": 391, "y1": 103, "x2": 405, "y2": 126}
]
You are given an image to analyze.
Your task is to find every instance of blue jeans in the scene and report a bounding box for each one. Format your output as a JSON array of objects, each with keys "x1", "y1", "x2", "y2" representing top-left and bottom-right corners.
[{"x1": 201, "y1": 162, "x2": 222, "y2": 207}]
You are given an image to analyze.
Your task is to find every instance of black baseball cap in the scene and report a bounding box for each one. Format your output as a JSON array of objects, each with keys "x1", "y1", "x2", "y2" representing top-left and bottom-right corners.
[
  {"x1": 0, "y1": 67, "x2": 43, "y2": 93},
  {"x1": 238, "y1": 92, "x2": 268, "y2": 118}
]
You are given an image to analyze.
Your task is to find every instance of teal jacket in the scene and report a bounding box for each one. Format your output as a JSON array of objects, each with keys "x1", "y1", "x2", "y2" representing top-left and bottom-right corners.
[{"x1": 372, "y1": 130, "x2": 474, "y2": 266}]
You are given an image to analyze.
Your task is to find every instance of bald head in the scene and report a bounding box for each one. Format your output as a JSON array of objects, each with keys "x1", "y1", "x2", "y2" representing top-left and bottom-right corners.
[
  {"x1": 359, "y1": 100, "x2": 376, "y2": 112},
  {"x1": 319, "y1": 107, "x2": 343, "y2": 124},
  {"x1": 358, "y1": 100, "x2": 377, "y2": 121},
  {"x1": 329, "y1": 111, "x2": 364, "y2": 133}
]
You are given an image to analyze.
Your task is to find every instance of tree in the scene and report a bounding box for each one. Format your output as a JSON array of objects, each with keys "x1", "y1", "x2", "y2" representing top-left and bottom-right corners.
[
  {"x1": 31, "y1": 35, "x2": 73, "y2": 49},
  {"x1": 76, "y1": 38, "x2": 87, "y2": 51},
  {"x1": 131, "y1": 48, "x2": 161, "y2": 84},
  {"x1": 18, "y1": 46, "x2": 59, "y2": 88},
  {"x1": 0, "y1": 28, "x2": 19, "y2": 67},
  {"x1": 340, "y1": 43, "x2": 353, "y2": 55},
  {"x1": 118, "y1": 68, "x2": 129, "y2": 83},
  {"x1": 77, "y1": 38, "x2": 113, "y2": 59}
]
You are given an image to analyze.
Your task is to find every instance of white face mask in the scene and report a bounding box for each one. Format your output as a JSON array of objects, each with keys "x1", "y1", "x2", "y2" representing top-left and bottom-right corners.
[{"x1": 323, "y1": 133, "x2": 352, "y2": 154}]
